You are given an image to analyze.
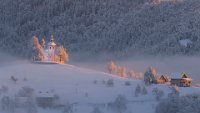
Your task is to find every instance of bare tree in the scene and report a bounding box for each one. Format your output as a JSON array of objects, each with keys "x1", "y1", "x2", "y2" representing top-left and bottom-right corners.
[
  {"x1": 107, "y1": 61, "x2": 117, "y2": 74},
  {"x1": 10, "y1": 76, "x2": 18, "y2": 84}
]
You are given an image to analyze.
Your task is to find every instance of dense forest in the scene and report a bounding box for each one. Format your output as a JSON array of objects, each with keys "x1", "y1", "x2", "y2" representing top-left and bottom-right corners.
[{"x1": 0, "y1": 0, "x2": 200, "y2": 57}]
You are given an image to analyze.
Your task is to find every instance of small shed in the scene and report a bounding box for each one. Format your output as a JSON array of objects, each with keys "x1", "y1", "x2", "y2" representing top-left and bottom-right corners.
[
  {"x1": 170, "y1": 73, "x2": 192, "y2": 87},
  {"x1": 36, "y1": 91, "x2": 55, "y2": 108},
  {"x1": 156, "y1": 75, "x2": 169, "y2": 84}
]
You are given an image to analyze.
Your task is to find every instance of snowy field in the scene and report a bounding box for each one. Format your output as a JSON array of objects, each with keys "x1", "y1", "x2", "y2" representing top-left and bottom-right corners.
[
  {"x1": 71, "y1": 55, "x2": 200, "y2": 84},
  {"x1": 0, "y1": 53, "x2": 200, "y2": 113}
]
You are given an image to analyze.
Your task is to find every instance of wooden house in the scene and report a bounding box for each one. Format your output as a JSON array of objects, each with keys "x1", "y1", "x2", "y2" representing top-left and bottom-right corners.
[
  {"x1": 155, "y1": 75, "x2": 169, "y2": 84},
  {"x1": 170, "y1": 73, "x2": 192, "y2": 87}
]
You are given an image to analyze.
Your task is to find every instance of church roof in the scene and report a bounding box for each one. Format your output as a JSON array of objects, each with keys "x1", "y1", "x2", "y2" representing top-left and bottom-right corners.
[{"x1": 48, "y1": 42, "x2": 56, "y2": 46}]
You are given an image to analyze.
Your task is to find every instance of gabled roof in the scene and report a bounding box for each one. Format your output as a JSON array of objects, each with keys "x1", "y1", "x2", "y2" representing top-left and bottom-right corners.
[
  {"x1": 159, "y1": 75, "x2": 168, "y2": 81},
  {"x1": 36, "y1": 91, "x2": 54, "y2": 98},
  {"x1": 170, "y1": 72, "x2": 191, "y2": 80}
]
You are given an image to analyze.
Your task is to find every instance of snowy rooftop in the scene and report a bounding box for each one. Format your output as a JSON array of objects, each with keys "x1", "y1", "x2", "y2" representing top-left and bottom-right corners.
[
  {"x1": 170, "y1": 72, "x2": 192, "y2": 80},
  {"x1": 36, "y1": 91, "x2": 54, "y2": 98}
]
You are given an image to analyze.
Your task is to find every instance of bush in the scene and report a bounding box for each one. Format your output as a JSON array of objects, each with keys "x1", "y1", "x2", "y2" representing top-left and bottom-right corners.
[
  {"x1": 10, "y1": 76, "x2": 18, "y2": 84},
  {"x1": 125, "y1": 81, "x2": 131, "y2": 86},
  {"x1": 106, "y1": 79, "x2": 114, "y2": 87}
]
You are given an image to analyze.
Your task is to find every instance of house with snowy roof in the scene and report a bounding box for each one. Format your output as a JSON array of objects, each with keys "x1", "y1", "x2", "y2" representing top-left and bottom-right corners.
[
  {"x1": 36, "y1": 91, "x2": 55, "y2": 108},
  {"x1": 170, "y1": 72, "x2": 192, "y2": 87}
]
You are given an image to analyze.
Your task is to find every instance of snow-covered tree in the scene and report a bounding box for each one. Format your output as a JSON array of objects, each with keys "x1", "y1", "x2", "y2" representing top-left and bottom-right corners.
[
  {"x1": 135, "y1": 84, "x2": 141, "y2": 97},
  {"x1": 91, "y1": 107, "x2": 102, "y2": 113},
  {"x1": 32, "y1": 36, "x2": 44, "y2": 61},
  {"x1": 1, "y1": 0, "x2": 200, "y2": 57},
  {"x1": 10, "y1": 76, "x2": 18, "y2": 84},
  {"x1": 63, "y1": 102, "x2": 73, "y2": 113},
  {"x1": 41, "y1": 38, "x2": 45, "y2": 49},
  {"x1": 120, "y1": 67, "x2": 127, "y2": 77},
  {"x1": 107, "y1": 61, "x2": 117, "y2": 74},
  {"x1": 127, "y1": 71, "x2": 143, "y2": 80},
  {"x1": 56, "y1": 45, "x2": 69, "y2": 63},
  {"x1": 156, "y1": 94, "x2": 200, "y2": 113},
  {"x1": 144, "y1": 67, "x2": 157, "y2": 85},
  {"x1": 125, "y1": 81, "x2": 131, "y2": 86},
  {"x1": 168, "y1": 86, "x2": 180, "y2": 98},
  {"x1": 1, "y1": 96, "x2": 10, "y2": 111},
  {"x1": 111, "y1": 95, "x2": 127, "y2": 113},
  {"x1": 25, "y1": 98, "x2": 37, "y2": 113},
  {"x1": 17, "y1": 86, "x2": 34, "y2": 98},
  {"x1": 152, "y1": 88, "x2": 164, "y2": 101},
  {"x1": 142, "y1": 86, "x2": 147, "y2": 95},
  {"x1": 106, "y1": 79, "x2": 114, "y2": 87},
  {"x1": 1, "y1": 96, "x2": 15, "y2": 113}
]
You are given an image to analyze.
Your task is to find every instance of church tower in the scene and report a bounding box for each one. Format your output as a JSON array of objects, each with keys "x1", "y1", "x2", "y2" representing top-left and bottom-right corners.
[{"x1": 48, "y1": 35, "x2": 56, "y2": 61}]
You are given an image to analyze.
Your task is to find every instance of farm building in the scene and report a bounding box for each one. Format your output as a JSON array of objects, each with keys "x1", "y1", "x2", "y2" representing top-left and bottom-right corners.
[{"x1": 170, "y1": 73, "x2": 192, "y2": 87}]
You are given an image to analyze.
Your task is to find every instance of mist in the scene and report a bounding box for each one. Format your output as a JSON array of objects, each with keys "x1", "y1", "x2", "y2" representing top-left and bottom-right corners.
[
  {"x1": 70, "y1": 54, "x2": 200, "y2": 84},
  {"x1": 0, "y1": 52, "x2": 27, "y2": 68},
  {"x1": 1, "y1": 51, "x2": 200, "y2": 83}
]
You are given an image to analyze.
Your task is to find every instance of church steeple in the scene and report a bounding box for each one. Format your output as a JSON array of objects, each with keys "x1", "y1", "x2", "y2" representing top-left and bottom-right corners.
[{"x1": 50, "y1": 35, "x2": 54, "y2": 42}]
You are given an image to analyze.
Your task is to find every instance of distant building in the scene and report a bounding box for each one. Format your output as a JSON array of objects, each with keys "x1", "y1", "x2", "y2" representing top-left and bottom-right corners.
[
  {"x1": 170, "y1": 73, "x2": 192, "y2": 87},
  {"x1": 36, "y1": 91, "x2": 55, "y2": 108},
  {"x1": 155, "y1": 75, "x2": 169, "y2": 84}
]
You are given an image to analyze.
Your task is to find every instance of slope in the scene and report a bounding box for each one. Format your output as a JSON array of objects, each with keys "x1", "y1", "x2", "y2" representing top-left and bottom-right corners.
[{"x1": 0, "y1": 59, "x2": 200, "y2": 113}]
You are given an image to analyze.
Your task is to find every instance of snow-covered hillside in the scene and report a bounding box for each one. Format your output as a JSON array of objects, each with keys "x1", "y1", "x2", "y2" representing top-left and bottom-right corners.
[
  {"x1": 0, "y1": 59, "x2": 200, "y2": 113},
  {"x1": 1, "y1": 0, "x2": 200, "y2": 56}
]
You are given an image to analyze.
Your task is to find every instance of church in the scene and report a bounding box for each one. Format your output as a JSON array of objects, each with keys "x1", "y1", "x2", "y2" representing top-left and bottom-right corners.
[
  {"x1": 32, "y1": 35, "x2": 69, "y2": 64},
  {"x1": 46, "y1": 35, "x2": 56, "y2": 62}
]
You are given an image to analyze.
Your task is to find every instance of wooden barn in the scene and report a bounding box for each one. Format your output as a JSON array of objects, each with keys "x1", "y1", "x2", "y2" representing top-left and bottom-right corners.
[
  {"x1": 170, "y1": 73, "x2": 192, "y2": 87},
  {"x1": 155, "y1": 75, "x2": 169, "y2": 84}
]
